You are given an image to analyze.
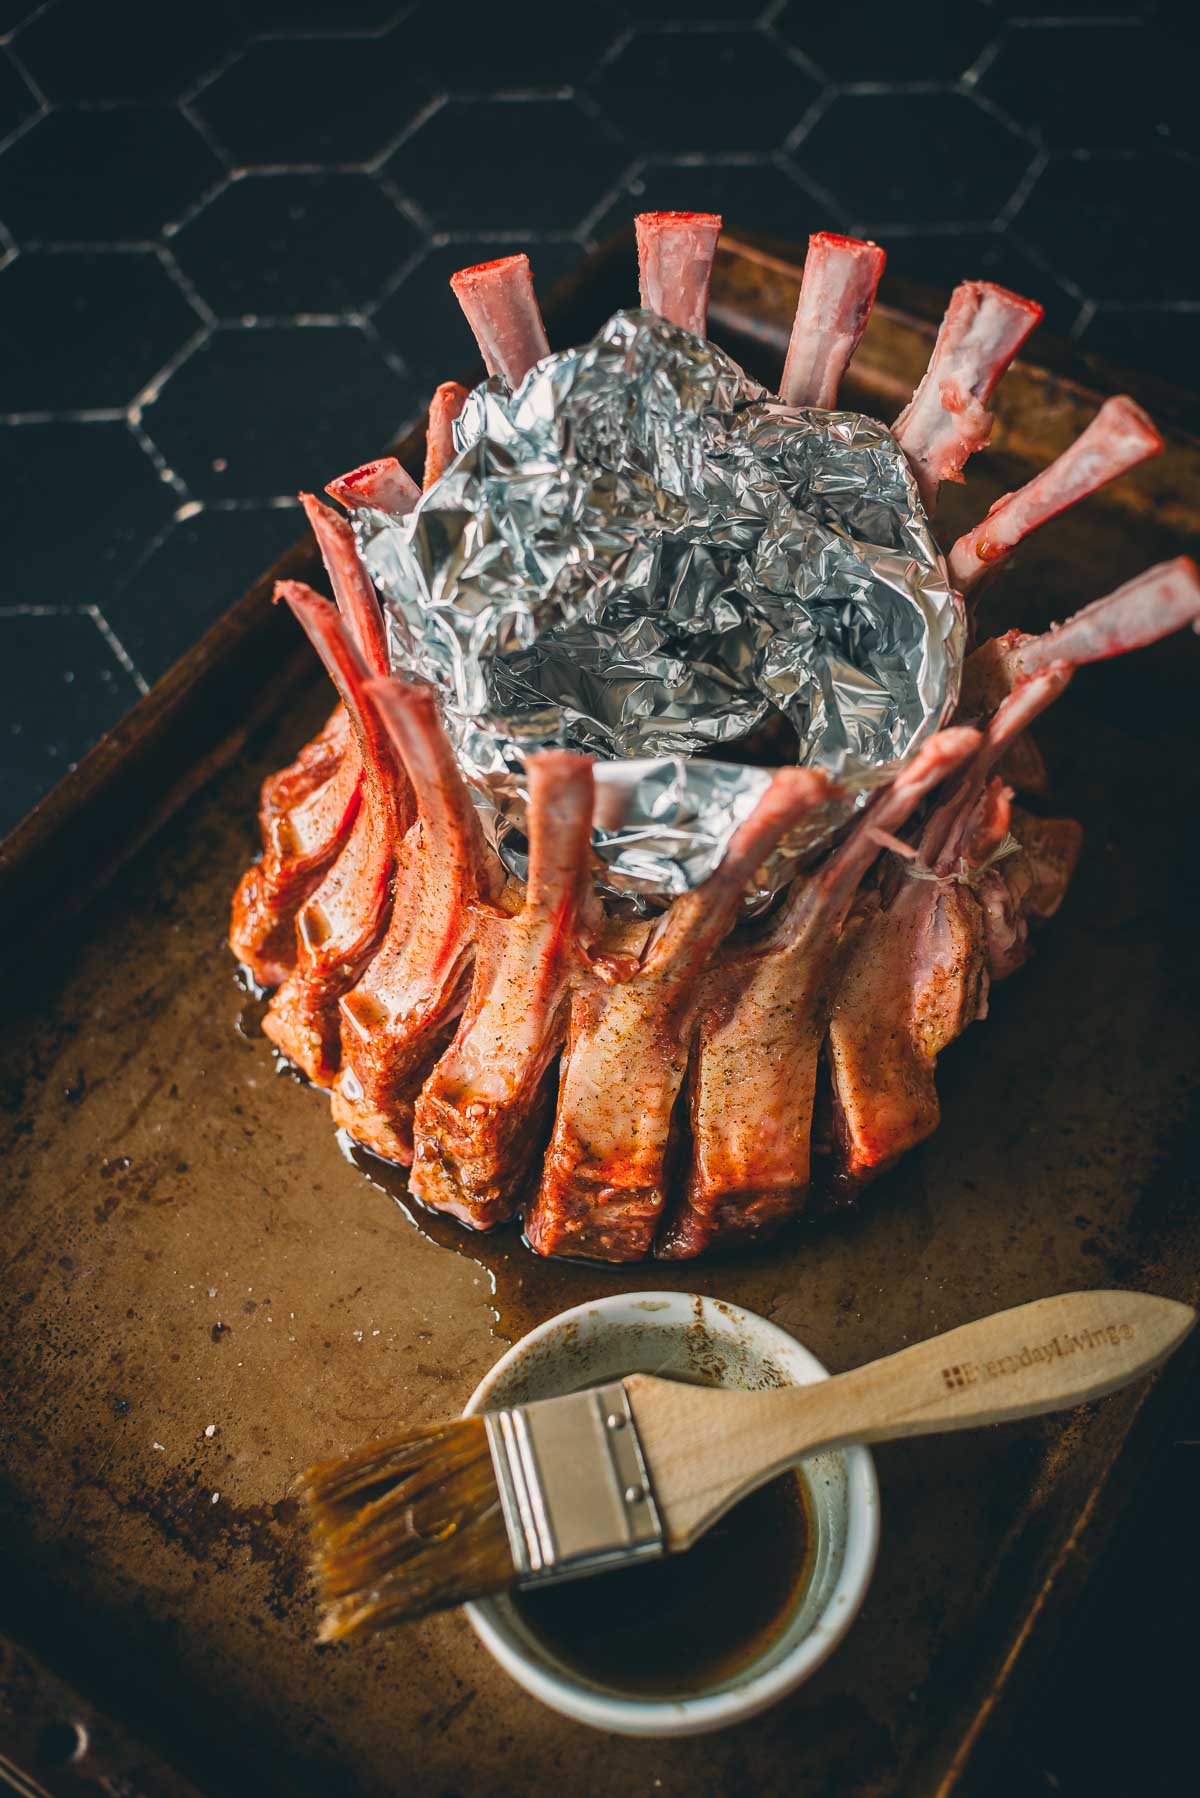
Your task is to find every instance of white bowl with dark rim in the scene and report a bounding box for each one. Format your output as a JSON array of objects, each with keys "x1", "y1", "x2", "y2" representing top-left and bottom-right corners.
[{"x1": 463, "y1": 1291, "x2": 880, "y2": 1738}]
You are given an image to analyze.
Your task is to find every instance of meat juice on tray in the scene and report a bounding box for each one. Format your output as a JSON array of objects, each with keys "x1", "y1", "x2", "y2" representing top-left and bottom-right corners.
[{"x1": 230, "y1": 213, "x2": 1200, "y2": 1265}]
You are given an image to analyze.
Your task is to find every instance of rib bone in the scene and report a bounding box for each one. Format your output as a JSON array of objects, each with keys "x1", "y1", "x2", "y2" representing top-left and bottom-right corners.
[
  {"x1": 635, "y1": 211, "x2": 722, "y2": 338},
  {"x1": 330, "y1": 677, "x2": 491, "y2": 1164},
  {"x1": 325, "y1": 457, "x2": 421, "y2": 517},
  {"x1": 659, "y1": 729, "x2": 980, "y2": 1259},
  {"x1": 261, "y1": 585, "x2": 409, "y2": 1086},
  {"x1": 525, "y1": 769, "x2": 832, "y2": 1262},
  {"x1": 960, "y1": 556, "x2": 1200, "y2": 718},
  {"x1": 300, "y1": 493, "x2": 390, "y2": 677},
  {"x1": 893, "y1": 281, "x2": 1043, "y2": 511},
  {"x1": 450, "y1": 254, "x2": 549, "y2": 388},
  {"x1": 411, "y1": 752, "x2": 596, "y2": 1230},
  {"x1": 230, "y1": 704, "x2": 358, "y2": 988},
  {"x1": 229, "y1": 497, "x2": 393, "y2": 985},
  {"x1": 780, "y1": 232, "x2": 886, "y2": 410},
  {"x1": 948, "y1": 396, "x2": 1162, "y2": 593},
  {"x1": 424, "y1": 381, "x2": 469, "y2": 488}
]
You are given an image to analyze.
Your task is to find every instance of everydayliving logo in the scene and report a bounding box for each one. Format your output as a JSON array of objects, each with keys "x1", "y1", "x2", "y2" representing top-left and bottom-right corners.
[{"x1": 941, "y1": 1320, "x2": 1135, "y2": 1392}]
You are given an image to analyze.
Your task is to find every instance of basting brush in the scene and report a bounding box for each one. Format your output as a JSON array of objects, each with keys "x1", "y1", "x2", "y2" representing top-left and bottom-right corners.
[{"x1": 301, "y1": 1290, "x2": 1192, "y2": 1642}]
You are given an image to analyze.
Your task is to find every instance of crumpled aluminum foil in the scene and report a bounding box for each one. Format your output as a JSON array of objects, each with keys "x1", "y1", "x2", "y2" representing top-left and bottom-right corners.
[{"x1": 355, "y1": 308, "x2": 962, "y2": 904}]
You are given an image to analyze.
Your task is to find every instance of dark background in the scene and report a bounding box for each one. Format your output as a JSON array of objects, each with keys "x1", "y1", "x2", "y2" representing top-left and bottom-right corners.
[{"x1": 0, "y1": 1, "x2": 1196, "y2": 1792}]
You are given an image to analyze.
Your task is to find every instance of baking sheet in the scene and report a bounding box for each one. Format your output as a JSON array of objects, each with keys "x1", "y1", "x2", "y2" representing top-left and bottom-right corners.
[{"x1": 1, "y1": 237, "x2": 1198, "y2": 1798}]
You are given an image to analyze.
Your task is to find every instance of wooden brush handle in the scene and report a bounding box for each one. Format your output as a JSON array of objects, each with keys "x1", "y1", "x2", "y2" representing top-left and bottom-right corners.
[{"x1": 628, "y1": 1291, "x2": 1195, "y2": 1550}]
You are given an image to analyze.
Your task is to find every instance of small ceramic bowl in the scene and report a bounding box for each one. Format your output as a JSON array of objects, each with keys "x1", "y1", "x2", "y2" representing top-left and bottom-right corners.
[{"x1": 463, "y1": 1291, "x2": 879, "y2": 1738}]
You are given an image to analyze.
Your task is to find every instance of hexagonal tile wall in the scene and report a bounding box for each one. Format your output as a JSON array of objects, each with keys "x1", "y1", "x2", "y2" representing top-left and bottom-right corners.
[
  {"x1": 0, "y1": 41, "x2": 36, "y2": 137},
  {"x1": 1, "y1": 419, "x2": 178, "y2": 599},
  {"x1": 0, "y1": 107, "x2": 224, "y2": 242},
  {"x1": 0, "y1": 0, "x2": 1196, "y2": 834},
  {"x1": 4, "y1": 248, "x2": 203, "y2": 412},
  {"x1": 382, "y1": 97, "x2": 626, "y2": 234},
  {"x1": 169, "y1": 173, "x2": 423, "y2": 319},
  {"x1": 776, "y1": 0, "x2": 995, "y2": 82},
  {"x1": 796, "y1": 90, "x2": 1035, "y2": 229},
  {"x1": 103, "y1": 504, "x2": 305, "y2": 685},
  {"x1": 15, "y1": 0, "x2": 243, "y2": 102},
  {"x1": 190, "y1": 32, "x2": 435, "y2": 168},
  {"x1": 590, "y1": 28, "x2": 821, "y2": 154},
  {"x1": 139, "y1": 322, "x2": 419, "y2": 501}
]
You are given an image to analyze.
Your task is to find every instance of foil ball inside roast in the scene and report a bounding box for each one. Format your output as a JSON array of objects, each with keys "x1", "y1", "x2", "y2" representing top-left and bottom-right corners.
[{"x1": 356, "y1": 308, "x2": 962, "y2": 904}]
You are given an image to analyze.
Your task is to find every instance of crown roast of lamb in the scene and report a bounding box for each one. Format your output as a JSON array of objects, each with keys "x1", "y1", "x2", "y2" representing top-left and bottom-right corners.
[{"x1": 230, "y1": 214, "x2": 1200, "y2": 1264}]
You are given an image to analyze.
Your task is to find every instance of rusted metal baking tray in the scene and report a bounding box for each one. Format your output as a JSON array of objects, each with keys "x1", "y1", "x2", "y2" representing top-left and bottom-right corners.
[{"x1": 2, "y1": 236, "x2": 1198, "y2": 1798}]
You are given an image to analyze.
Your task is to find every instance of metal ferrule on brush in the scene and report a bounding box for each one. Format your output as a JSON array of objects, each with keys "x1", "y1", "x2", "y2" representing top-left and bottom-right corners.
[{"x1": 485, "y1": 1382, "x2": 664, "y2": 1586}]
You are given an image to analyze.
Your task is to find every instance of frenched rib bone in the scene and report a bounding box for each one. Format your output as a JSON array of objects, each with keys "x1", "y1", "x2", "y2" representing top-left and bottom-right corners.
[
  {"x1": 424, "y1": 381, "x2": 469, "y2": 488},
  {"x1": 330, "y1": 677, "x2": 492, "y2": 1164},
  {"x1": 894, "y1": 281, "x2": 1043, "y2": 511},
  {"x1": 960, "y1": 556, "x2": 1200, "y2": 718},
  {"x1": 325, "y1": 457, "x2": 421, "y2": 517},
  {"x1": 635, "y1": 210, "x2": 723, "y2": 338},
  {"x1": 948, "y1": 396, "x2": 1162, "y2": 593},
  {"x1": 525, "y1": 768, "x2": 832, "y2": 1262},
  {"x1": 659, "y1": 729, "x2": 979, "y2": 1260},
  {"x1": 780, "y1": 232, "x2": 886, "y2": 411},
  {"x1": 450, "y1": 254, "x2": 550, "y2": 388},
  {"x1": 300, "y1": 493, "x2": 390, "y2": 678},
  {"x1": 230, "y1": 703, "x2": 358, "y2": 988},
  {"x1": 410, "y1": 752, "x2": 596, "y2": 1230},
  {"x1": 229, "y1": 496, "x2": 392, "y2": 986},
  {"x1": 261, "y1": 585, "x2": 409, "y2": 1086}
]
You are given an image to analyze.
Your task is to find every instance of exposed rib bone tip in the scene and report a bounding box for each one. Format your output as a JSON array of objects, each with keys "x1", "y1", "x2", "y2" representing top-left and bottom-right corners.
[
  {"x1": 635, "y1": 211, "x2": 723, "y2": 338},
  {"x1": 450, "y1": 254, "x2": 549, "y2": 387},
  {"x1": 325, "y1": 458, "x2": 421, "y2": 517},
  {"x1": 781, "y1": 232, "x2": 886, "y2": 410}
]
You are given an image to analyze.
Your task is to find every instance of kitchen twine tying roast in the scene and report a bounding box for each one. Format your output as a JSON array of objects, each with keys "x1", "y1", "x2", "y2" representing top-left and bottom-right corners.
[{"x1": 230, "y1": 216, "x2": 1200, "y2": 1264}]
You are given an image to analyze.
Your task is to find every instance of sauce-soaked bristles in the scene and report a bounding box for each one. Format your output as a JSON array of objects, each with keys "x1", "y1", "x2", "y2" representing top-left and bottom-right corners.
[{"x1": 300, "y1": 1415, "x2": 514, "y2": 1640}]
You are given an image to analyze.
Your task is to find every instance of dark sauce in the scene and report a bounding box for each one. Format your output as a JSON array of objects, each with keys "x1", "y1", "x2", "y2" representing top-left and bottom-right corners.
[{"x1": 512, "y1": 1468, "x2": 815, "y2": 1699}]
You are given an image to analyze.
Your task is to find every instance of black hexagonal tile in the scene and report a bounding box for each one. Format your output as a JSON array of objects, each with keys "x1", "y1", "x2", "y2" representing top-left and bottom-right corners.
[
  {"x1": 0, "y1": 0, "x2": 39, "y2": 31},
  {"x1": 141, "y1": 323, "x2": 421, "y2": 500},
  {"x1": 16, "y1": 0, "x2": 244, "y2": 102},
  {"x1": 233, "y1": 0, "x2": 401, "y2": 23},
  {"x1": 0, "y1": 609, "x2": 144, "y2": 835},
  {"x1": 1078, "y1": 306, "x2": 1200, "y2": 390},
  {"x1": 989, "y1": 0, "x2": 1150, "y2": 13},
  {"x1": 880, "y1": 232, "x2": 1078, "y2": 336},
  {"x1": 384, "y1": 0, "x2": 586, "y2": 85},
  {"x1": 1, "y1": 249, "x2": 202, "y2": 411},
  {"x1": 1015, "y1": 151, "x2": 1197, "y2": 304},
  {"x1": 776, "y1": 0, "x2": 993, "y2": 81},
  {"x1": 373, "y1": 238, "x2": 583, "y2": 388},
  {"x1": 585, "y1": 161, "x2": 838, "y2": 255},
  {"x1": 385, "y1": 98, "x2": 624, "y2": 232},
  {"x1": 0, "y1": 421, "x2": 175, "y2": 598},
  {"x1": 0, "y1": 108, "x2": 223, "y2": 244},
  {"x1": 104, "y1": 504, "x2": 303, "y2": 682},
  {"x1": 171, "y1": 172, "x2": 420, "y2": 317},
  {"x1": 0, "y1": 45, "x2": 38, "y2": 142},
  {"x1": 191, "y1": 33, "x2": 434, "y2": 167},
  {"x1": 591, "y1": 28, "x2": 818, "y2": 154},
  {"x1": 622, "y1": 0, "x2": 765, "y2": 14},
  {"x1": 980, "y1": 22, "x2": 1194, "y2": 152},
  {"x1": 798, "y1": 93, "x2": 1033, "y2": 229}
]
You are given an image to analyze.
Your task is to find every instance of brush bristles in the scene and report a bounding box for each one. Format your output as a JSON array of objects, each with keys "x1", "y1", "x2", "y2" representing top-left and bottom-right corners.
[{"x1": 299, "y1": 1415, "x2": 515, "y2": 1641}]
